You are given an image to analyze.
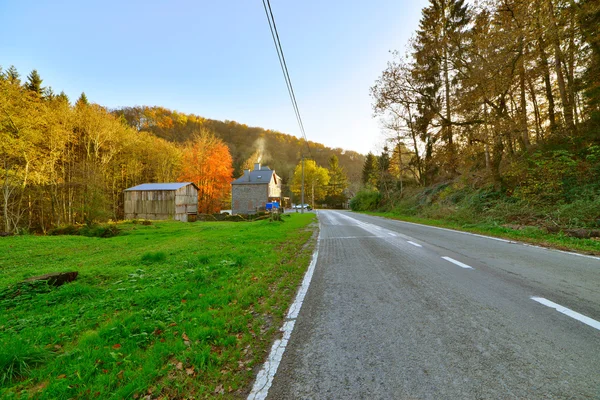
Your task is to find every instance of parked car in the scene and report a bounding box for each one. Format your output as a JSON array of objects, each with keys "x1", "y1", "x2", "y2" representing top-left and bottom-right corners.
[{"x1": 292, "y1": 204, "x2": 312, "y2": 210}]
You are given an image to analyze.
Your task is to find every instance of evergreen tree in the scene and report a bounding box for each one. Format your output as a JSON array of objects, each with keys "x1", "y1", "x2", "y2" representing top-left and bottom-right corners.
[
  {"x1": 43, "y1": 86, "x2": 55, "y2": 100},
  {"x1": 412, "y1": 0, "x2": 470, "y2": 172},
  {"x1": 57, "y1": 91, "x2": 70, "y2": 104},
  {"x1": 579, "y1": 0, "x2": 600, "y2": 119},
  {"x1": 362, "y1": 152, "x2": 378, "y2": 188},
  {"x1": 377, "y1": 147, "x2": 393, "y2": 197},
  {"x1": 25, "y1": 69, "x2": 44, "y2": 95},
  {"x1": 326, "y1": 155, "x2": 349, "y2": 208},
  {"x1": 76, "y1": 92, "x2": 89, "y2": 107},
  {"x1": 5, "y1": 65, "x2": 20, "y2": 84}
]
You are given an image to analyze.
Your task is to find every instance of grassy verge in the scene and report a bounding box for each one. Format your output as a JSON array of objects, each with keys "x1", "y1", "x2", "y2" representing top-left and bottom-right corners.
[
  {"x1": 364, "y1": 211, "x2": 600, "y2": 256},
  {"x1": 0, "y1": 214, "x2": 317, "y2": 399}
]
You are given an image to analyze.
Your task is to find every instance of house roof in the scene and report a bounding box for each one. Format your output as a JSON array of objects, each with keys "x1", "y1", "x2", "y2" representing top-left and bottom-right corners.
[
  {"x1": 232, "y1": 166, "x2": 280, "y2": 185},
  {"x1": 124, "y1": 182, "x2": 198, "y2": 191}
]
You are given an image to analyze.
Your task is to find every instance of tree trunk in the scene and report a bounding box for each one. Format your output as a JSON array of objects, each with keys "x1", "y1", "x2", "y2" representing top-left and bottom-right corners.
[
  {"x1": 547, "y1": 0, "x2": 576, "y2": 132},
  {"x1": 443, "y1": 46, "x2": 455, "y2": 172},
  {"x1": 491, "y1": 131, "x2": 504, "y2": 190},
  {"x1": 2, "y1": 160, "x2": 10, "y2": 233},
  {"x1": 483, "y1": 104, "x2": 491, "y2": 170},
  {"x1": 527, "y1": 74, "x2": 543, "y2": 142},
  {"x1": 538, "y1": 40, "x2": 557, "y2": 132},
  {"x1": 519, "y1": 41, "x2": 530, "y2": 149},
  {"x1": 566, "y1": 2, "x2": 579, "y2": 126}
]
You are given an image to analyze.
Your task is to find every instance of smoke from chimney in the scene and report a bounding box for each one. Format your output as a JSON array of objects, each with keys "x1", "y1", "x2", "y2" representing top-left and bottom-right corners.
[{"x1": 255, "y1": 137, "x2": 267, "y2": 165}]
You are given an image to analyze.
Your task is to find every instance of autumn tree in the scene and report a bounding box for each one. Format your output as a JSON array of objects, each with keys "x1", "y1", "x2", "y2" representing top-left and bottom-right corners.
[
  {"x1": 291, "y1": 159, "x2": 329, "y2": 208},
  {"x1": 371, "y1": 55, "x2": 428, "y2": 185},
  {"x1": 178, "y1": 129, "x2": 233, "y2": 214},
  {"x1": 371, "y1": 0, "x2": 600, "y2": 208}
]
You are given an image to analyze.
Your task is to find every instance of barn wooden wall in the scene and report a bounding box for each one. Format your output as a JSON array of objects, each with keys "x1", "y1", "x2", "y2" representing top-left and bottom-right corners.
[
  {"x1": 124, "y1": 185, "x2": 198, "y2": 221},
  {"x1": 174, "y1": 185, "x2": 198, "y2": 221}
]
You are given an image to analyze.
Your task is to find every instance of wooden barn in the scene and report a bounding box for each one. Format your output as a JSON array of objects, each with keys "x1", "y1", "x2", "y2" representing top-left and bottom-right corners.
[{"x1": 124, "y1": 182, "x2": 198, "y2": 222}]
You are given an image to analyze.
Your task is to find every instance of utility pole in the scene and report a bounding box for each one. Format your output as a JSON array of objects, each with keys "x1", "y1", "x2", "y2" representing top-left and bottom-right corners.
[{"x1": 301, "y1": 156, "x2": 305, "y2": 214}]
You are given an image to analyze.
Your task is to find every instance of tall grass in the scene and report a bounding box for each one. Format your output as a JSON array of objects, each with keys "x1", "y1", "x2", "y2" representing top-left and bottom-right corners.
[{"x1": 0, "y1": 215, "x2": 317, "y2": 398}]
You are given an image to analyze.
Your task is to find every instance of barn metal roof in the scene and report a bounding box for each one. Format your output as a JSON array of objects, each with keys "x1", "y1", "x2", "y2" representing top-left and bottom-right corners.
[{"x1": 124, "y1": 182, "x2": 197, "y2": 191}]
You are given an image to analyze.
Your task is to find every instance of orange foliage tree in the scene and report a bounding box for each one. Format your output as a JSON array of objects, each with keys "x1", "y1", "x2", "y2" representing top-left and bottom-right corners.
[{"x1": 178, "y1": 129, "x2": 233, "y2": 214}]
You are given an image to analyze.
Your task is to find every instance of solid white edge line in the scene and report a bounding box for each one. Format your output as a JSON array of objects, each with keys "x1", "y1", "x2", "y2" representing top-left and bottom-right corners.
[
  {"x1": 531, "y1": 297, "x2": 600, "y2": 331},
  {"x1": 441, "y1": 256, "x2": 474, "y2": 269},
  {"x1": 247, "y1": 214, "x2": 321, "y2": 400},
  {"x1": 407, "y1": 241, "x2": 422, "y2": 248},
  {"x1": 362, "y1": 213, "x2": 600, "y2": 261}
]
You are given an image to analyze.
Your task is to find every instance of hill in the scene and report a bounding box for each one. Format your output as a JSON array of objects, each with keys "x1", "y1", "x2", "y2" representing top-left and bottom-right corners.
[{"x1": 114, "y1": 106, "x2": 365, "y2": 192}]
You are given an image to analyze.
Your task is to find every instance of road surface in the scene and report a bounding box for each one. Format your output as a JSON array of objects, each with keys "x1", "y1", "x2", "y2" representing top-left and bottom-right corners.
[{"x1": 265, "y1": 210, "x2": 600, "y2": 399}]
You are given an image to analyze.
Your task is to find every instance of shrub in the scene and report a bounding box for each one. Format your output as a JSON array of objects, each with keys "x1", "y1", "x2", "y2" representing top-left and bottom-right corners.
[
  {"x1": 48, "y1": 224, "x2": 80, "y2": 236},
  {"x1": 80, "y1": 224, "x2": 120, "y2": 238},
  {"x1": 48, "y1": 223, "x2": 120, "y2": 238},
  {"x1": 350, "y1": 190, "x2": 381, "y2": 211}
]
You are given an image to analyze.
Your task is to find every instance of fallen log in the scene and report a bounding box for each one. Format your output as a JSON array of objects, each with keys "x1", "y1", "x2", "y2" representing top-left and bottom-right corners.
[{"x1": 22, "y1": 271, "x2": 78, "y2": 287}]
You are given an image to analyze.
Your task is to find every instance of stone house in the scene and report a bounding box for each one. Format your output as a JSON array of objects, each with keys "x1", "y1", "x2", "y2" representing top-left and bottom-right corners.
[
  {"x1": 231, "y1": 163, "x2": 282, "y2": 215},
  {"x1": 124, "y1": 182, "x2": 198, "y2": 222}
]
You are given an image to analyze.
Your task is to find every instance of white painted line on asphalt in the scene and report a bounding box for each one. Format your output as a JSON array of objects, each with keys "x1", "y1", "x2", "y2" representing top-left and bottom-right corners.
[
  {"x1": 531, "y1": 297, "x2": 600, "y2": 331},
  {"x1": 407, "y1": 241, "x2": 422, "y2": 247},
  {"x1": 366, "y1": 214, "x2": 600, "y2": 261},
  {"x1": 523, "y1": 244, "x2": 600, "y2": 261},
  {"x1": 321, "y1": 235, "x2": 388, "y2": 240},
  {"x1": 248, "y1": 215, "x2": 321, "y2": 400},
  {"x1": 247, "y1": 320, "x2": 295, "y2": 400},
  {"x1": 442, "y1": 256, "x2": 474, "y2": 269},
  {"x1": 388, "y1": 232, "x2": 397, "y2": 237}
]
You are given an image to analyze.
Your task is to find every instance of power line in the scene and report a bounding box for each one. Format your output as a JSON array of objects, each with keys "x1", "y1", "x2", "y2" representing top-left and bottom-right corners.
[{"x1": 261, "y1": 0, "x2": 312, "y2": 159}]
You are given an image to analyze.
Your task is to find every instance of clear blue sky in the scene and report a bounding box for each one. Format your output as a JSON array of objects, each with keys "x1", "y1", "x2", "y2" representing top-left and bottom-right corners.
[{"x1": 0, "y1": 0, "x2": 427, "y2": 154}]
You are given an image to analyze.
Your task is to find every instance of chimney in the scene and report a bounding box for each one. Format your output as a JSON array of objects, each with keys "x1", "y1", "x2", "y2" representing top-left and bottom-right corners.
[
  {"x1": 254, "y1": 163, "x2": 261, "y2": 171},
  {"x1": 244, "y1": 169, "x2": 250, "y2": 181}
]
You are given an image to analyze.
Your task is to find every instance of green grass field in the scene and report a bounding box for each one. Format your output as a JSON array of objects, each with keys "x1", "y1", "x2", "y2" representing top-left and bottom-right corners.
[{"x1": 0, "y1": 214, "x2": 317, "y2": 399}]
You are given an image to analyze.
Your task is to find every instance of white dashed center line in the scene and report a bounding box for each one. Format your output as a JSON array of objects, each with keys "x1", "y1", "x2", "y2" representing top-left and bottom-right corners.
[
  {"x1": 388, "y1": 232, "x2": 397, "y2": 237},
  {"x1": 531, "y1": 297, "x2": 600, "y2": 331},
  {"x1": 441, "y1": 256, "x2": 474, "y2": 269},
  {"x1": 407, "y1": 241, "x2": 422, "y2": 247}
]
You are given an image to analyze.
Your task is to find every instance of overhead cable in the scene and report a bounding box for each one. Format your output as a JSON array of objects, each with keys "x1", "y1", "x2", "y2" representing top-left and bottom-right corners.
[{"x1": 261, "y1": 0, "x2": 312, "y2": 158}]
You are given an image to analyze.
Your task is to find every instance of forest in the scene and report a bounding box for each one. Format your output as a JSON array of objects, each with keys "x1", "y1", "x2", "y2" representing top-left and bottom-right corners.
[
  {"x1": 359, "y1": 0, "x2": 600, "y2": 231},
  {"x1": 0, "y1": 68, "x2": 361, "y2": 233}
]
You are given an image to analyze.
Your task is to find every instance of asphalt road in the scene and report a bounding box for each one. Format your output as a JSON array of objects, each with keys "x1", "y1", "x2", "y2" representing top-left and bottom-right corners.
[{"x1": 266, "y1": 210, "x2": 600, "y2": 399}]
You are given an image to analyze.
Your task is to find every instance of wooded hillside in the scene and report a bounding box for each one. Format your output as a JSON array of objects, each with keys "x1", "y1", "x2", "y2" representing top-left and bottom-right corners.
[
  {"x1": 0, "y1": 68, "x2": 363, "y2": 233},
  {"x1": 113, "y1": 106, "x2": 364, "y2": 188},
  {"x1": 361, "y1": 0, "x2": 600, "y2": 230}
]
